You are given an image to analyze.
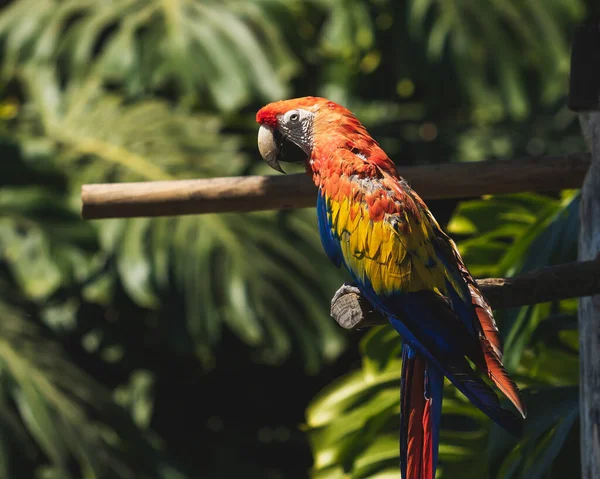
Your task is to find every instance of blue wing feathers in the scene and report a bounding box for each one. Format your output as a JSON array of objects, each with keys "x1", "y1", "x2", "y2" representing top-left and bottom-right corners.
[
  {"x1": 387, "y1": 299, "x2": 522, "y2": 437},
  {"x1": 316, "y1": 191, "x2": 343, "y2": 268}
]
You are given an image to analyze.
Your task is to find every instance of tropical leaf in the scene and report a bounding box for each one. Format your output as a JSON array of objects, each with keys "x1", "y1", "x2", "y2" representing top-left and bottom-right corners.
[
  {"x1": 448, "y1": 191, "x2": 579, "y2": 370},
  {"x1": 0, "y1": 64, "x2": 348, "y2": 371},
  {"x1": 4, "y1": 73, "x2": 344, "y2": 371},
  {"x1": 407, "y1": 0, "x2": 585, "y2": 119},
  {"x1": 488, "y1": 387, "x2": 579, "y2": 478},
  {"x1": 447, "y1": 191, "x2": 579, "y2": 278},
  {"x1": 0, "y1": 0, "x2": 306, "y2": 111},
  {"x1": 0, "y1": 301, "x2": 186, "y2": 479},
  {"x1": 17, "y1": 65, "x2": 246, "y2": 185}
]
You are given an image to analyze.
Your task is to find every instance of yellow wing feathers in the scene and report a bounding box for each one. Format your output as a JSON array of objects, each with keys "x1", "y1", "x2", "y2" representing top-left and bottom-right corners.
[{"x1": 327, "y1": 194, "x2": 458, "y2": 298}]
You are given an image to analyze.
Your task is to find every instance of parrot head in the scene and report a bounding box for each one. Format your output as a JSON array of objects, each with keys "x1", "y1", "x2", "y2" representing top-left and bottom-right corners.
[
  {"x1": 256, "y1": 97, "x2": 395, "y2": 177},
  {"x1": 256, "y1": 96, "x2": 358, "y2": 173}
]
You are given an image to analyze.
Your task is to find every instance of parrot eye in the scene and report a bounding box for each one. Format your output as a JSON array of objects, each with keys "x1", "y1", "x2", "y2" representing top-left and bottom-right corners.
[{"x1": 275, "y1": 108, "x2": 314, "y2": 156}]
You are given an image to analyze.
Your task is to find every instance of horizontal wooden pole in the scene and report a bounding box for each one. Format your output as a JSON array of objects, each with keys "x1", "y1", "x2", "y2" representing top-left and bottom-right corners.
[
  {"x1": 81, "y1": 153, "x2": 590, "y2": 219},
  {"x1": 330, "y1": 259, "x2": 600, "y2": 329}
]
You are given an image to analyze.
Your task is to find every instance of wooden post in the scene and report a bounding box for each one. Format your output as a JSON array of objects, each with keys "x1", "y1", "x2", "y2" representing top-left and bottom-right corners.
[{"x1": 569, "y1": 22, "x2": 600, "y2": 479}]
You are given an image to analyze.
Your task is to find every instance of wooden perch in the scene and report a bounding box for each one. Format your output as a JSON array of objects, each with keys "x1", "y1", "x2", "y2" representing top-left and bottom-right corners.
[
  {"x1": 81, "y1": 153, "x2": 590, "y2": 219},
  {"x1": 330, "y1": 260, "x2": 600, "y2": 329}
]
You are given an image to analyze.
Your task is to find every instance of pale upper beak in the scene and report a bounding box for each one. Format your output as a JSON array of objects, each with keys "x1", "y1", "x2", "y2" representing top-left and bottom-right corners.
[{"x1": 257, "y1": 125, "x2": 286, "y2": 174}]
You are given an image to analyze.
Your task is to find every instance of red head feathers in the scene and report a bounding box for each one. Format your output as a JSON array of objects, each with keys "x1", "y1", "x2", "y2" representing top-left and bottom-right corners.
[{"x1": 256, "y1": 96, "x2": 396, "y2": 177}]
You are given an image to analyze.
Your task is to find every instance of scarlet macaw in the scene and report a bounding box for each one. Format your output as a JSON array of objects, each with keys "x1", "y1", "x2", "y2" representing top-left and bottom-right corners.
[{"x1": 256, "y1": 97, "x2": 526, "y2": 479}]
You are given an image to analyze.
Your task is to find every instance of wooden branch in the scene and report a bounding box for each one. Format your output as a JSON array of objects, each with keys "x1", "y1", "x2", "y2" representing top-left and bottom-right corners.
[
  {"x1": 329, "y1": 260, "x2": 600, "y2": 329},
  {"x1": 81, "y1": 153, "x2": 590, "y2": 219}
]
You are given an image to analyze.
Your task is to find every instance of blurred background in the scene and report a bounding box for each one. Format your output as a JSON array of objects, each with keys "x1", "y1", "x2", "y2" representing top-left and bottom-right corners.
[{"x1": 0, "y1": 0, "x2": 594, "y2": 478}]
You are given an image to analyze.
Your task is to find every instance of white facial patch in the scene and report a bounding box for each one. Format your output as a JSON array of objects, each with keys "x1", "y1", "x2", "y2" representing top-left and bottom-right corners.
[{"x1": 278, "y1": 109, "x2": 314, "y2": 155}]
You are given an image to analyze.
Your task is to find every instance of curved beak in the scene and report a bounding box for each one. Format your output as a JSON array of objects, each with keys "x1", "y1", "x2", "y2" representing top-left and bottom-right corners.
[{"x1": 257, "y1": 125, "x2": 286, "y2": 174}]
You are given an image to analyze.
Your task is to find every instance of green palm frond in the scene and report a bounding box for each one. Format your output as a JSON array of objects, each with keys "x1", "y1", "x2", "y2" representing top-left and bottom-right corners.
[
  {"x1": 447, "y1": 191, "x2": 579, "y2": 278},
  {"x1": 448, "y1": 191, "x2": 580, "y2": 370},
  {"x1": 98, "y1": 209, "x2": 346, "y2": 370},
  {"x1": 0, "y1": 185, "x2": 98, "y2": 311},
  {"x1": 408, "y1": 0, "x2": 585, "y2": 120},
  {"x1": 0, "y1": 0, "x2": 304, "y2": 111},
  {"x1": 5, "y1": 68, "x2": 347, "y2": 370},
  {"x1": 314, "y1": 0, "x2": 375, "y2": 57},
  {"x1": 0, "y1": 301, "x2": 185, "y2": 479},
  {"x1": 19, "y1": 65, "x2": 246, "y2": 184}
]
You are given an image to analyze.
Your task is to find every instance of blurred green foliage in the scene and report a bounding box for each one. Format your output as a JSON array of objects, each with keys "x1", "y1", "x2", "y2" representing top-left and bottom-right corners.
[{"x1": 0, "y1": 0, "x2": 592, "y2": 477}]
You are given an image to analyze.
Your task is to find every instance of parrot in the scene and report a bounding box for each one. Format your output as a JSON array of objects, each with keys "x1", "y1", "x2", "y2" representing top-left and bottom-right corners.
[{"x1": 255, "y1": 97, "x2": 526, "y2": 479}]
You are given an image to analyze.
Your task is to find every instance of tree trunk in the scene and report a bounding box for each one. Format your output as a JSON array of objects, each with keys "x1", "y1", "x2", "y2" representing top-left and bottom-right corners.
[{"x1": 578, "y1": 111, "x2": 600, "y2": 479}]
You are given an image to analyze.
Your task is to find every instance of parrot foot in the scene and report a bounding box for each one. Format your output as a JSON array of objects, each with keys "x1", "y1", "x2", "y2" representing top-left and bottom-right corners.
[{"x1": 330, "y1": 283, "x2": 385, "y2": 329}]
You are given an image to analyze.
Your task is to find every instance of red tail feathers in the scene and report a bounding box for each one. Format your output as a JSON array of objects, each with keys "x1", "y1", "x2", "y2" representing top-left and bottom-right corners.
[
  {"x1": 468, "y1": 284, "x2": 527, "y2": 419},
  {"x1": 401, "y1": 345, "x2": 442, "y2": 479},
  {"x1": 456, "y1": 249, "x2": 527, "y2": 420}
]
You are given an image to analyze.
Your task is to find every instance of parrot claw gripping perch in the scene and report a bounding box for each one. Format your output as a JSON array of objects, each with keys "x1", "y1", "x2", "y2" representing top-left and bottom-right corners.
[{"x1": 256, "y1": 97, "x2": 526, "y2": 479}]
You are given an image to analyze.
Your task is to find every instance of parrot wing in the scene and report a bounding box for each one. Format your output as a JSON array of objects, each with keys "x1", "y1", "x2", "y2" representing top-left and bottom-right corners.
[{"x1": 316, "y1": 149, "x2": 526, "y2": 425}]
